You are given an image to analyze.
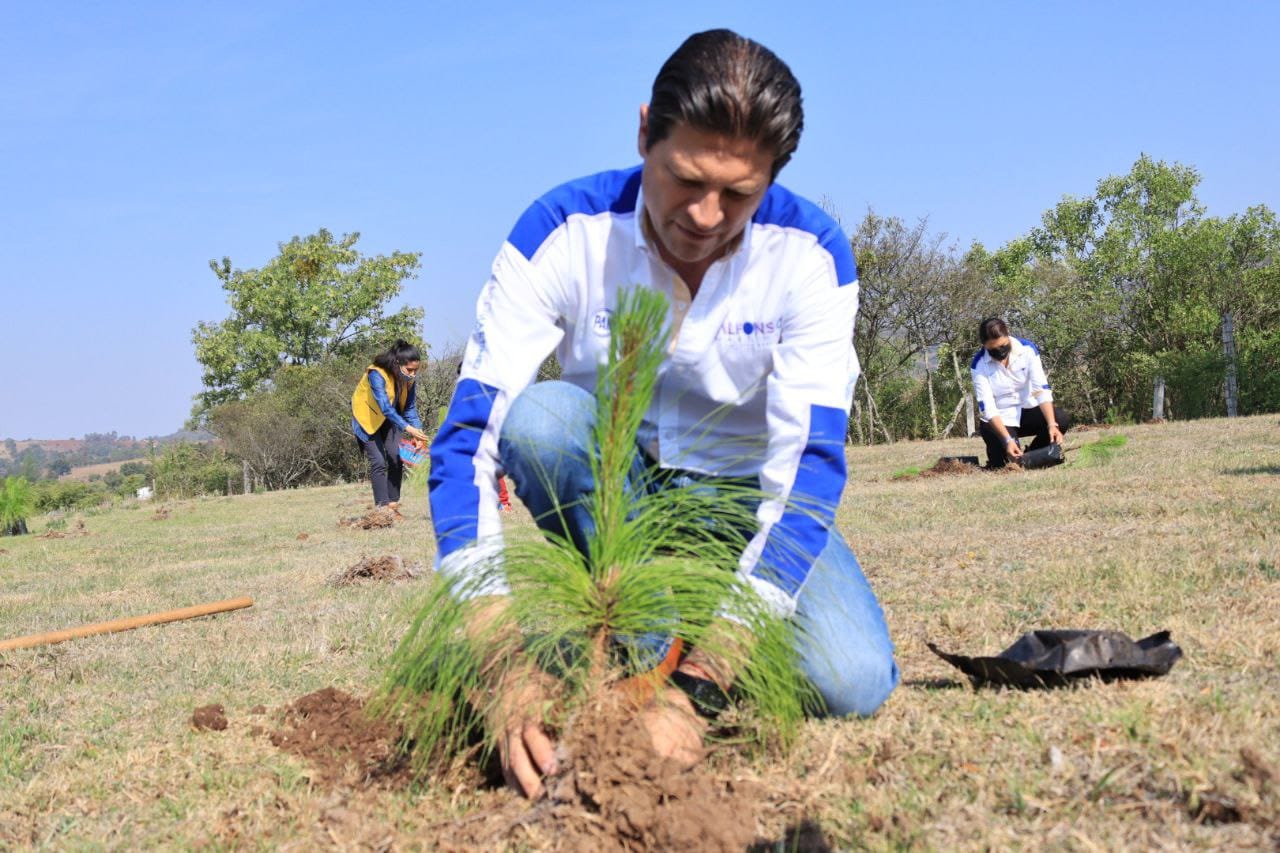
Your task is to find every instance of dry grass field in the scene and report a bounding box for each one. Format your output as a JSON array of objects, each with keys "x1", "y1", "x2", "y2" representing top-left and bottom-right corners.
[
  {"x1": 1, "y1": 415, "x2": 1277, "y2": 849},
  {"x1": 60, "y1": 458, "x2": 149, "y2": 483}
]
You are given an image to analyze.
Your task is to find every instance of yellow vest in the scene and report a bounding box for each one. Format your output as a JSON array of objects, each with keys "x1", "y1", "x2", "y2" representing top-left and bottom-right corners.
[{"x1": 351, "y1": 366, "x2": 410, "y2": 435}]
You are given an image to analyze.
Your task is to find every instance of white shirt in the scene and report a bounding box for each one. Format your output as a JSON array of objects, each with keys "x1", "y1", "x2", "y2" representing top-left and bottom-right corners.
[
  {"x1": 429, "y1": 165, "x2": 860, "y2": 616},
  {"x1": 970, "y1": 338, "x2": 1054, "y2": 427}
]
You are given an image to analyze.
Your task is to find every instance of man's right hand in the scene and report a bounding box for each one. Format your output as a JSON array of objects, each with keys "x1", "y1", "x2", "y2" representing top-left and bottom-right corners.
[
  {"x1": 1006, "y1": 436, "x2": 1023, "y2": 459},
  {"x1": 466, "y1": 596, "x2": 559, "y2": 799},
  {"x1": 490, "y1": 665, "x2": 559, "y2": 798}
]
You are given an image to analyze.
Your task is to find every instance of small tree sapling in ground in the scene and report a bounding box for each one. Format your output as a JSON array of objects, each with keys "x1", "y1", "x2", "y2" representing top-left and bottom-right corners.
[{"x1": 377, "y1": 286, "x2": 821, "y2": 780}]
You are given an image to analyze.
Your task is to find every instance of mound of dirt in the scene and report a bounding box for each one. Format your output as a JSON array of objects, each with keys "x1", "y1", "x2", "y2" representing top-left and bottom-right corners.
[
  {"x1": 36, "y1": 520, "x2": 90, "y2": 539},
  {"x1": 919, "y1": 458, "x2": 981, "y2": 478},
  {"x1": 152, "y1": 507, "x2": 170, "y2": 521},
  {"x1": 192, "y1": 704, "x2": 228, "y2": 731},
  {"x1": 296, "y1": 532, "x2": 309, "y2": 541},
  {"x1": 268, "y1": 687, "x2": 412, "y2": 788},
  {"x1": 329, "y1": 554, "x2": 425, "y2": 586},
  {"x1": 338, "y1": 507, "x2": 398, "y2": 529},
  {"x1": 500, "y1": 697, "x2": 763, "y2": 851}
]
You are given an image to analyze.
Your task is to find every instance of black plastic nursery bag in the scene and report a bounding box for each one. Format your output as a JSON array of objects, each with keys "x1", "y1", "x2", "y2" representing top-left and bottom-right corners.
[
  {"x1": 1017, "y1": 442, "x2": 1064, "y2": 469},
  {"x1": 927, "y1": 629, "x2": 1182, "y2": 688}
]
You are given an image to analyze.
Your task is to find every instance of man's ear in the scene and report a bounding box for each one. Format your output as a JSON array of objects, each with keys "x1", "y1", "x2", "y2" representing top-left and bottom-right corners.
[{"x1": 637, "y1": 104, "x2": 650, "y2": 159}]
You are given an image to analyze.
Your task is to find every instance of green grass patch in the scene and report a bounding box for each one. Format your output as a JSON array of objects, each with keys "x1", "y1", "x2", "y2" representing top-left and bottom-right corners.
[{"x1": 1072, "y1": 433, "x2": 1129, "y2": 466}]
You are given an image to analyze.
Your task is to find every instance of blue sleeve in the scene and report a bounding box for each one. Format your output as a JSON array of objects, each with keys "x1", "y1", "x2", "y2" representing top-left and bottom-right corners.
[
  {"x1": 429, "y1": 378, "x2": 500, "y2": 558},
  {"x1": 368, "y1": 370, "x2": 411, "y2": 431},
  {"x1": 752, "y1": 405, "x2": 847, "y2": 598},
  {"x1": 404, "y1": 381, "x2": 423, "y2": 429}
]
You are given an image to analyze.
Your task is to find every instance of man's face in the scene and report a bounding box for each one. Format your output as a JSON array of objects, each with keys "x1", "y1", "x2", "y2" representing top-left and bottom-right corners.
[{"x1": 638, "y1": 108, "x2": 773, "y2": 276}]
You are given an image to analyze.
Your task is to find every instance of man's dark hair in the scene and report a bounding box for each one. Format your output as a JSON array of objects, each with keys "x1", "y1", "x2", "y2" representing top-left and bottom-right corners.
[
  {"x1": 979, "y1": 317, "x2": 1010, "y2": 343},
  {"x1": 646, "y1": 29, "x2": 803, "y2": 179}
]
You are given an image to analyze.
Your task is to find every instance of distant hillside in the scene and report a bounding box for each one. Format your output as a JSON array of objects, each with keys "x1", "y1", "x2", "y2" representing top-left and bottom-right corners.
[{"x1": 0, "y1": 430, "x2": 215, "y2": 478}]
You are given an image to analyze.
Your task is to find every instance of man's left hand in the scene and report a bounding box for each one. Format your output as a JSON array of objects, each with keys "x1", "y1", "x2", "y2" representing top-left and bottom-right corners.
[
  {"x1": 1049, "y1": 424, "x2": 1064, "y2": 445},
  {"x1": 638, "y1": 686, "x2": 706, "y2": 768}
]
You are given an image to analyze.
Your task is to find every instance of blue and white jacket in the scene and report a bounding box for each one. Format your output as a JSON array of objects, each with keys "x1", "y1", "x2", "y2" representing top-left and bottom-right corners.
[
  {"x1": 971, "y1": 338, "x2": 1053, "y2": 427},
  {"x1": 429, "y1": 165, "x2": 860, "y2": 617}
]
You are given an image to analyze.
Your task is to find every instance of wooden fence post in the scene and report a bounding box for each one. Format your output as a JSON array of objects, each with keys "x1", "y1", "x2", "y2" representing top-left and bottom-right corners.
[{"x1": 1222, "y1": 313, "x2": 1239, "y2": 418}]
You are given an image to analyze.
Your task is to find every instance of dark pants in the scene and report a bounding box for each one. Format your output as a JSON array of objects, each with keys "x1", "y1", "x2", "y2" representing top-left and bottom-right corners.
[
  {"x1": 980, "y1": 405, "x2": 1070, "y2": 467},
  {"x1": 356, "y1": 422, "x2": 403, "y2": 506}
]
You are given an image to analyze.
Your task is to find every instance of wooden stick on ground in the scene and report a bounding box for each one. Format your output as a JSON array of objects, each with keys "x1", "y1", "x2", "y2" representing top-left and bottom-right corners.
[{"x1": 0, "y1": 597, "x2": 254, "y2": 652}]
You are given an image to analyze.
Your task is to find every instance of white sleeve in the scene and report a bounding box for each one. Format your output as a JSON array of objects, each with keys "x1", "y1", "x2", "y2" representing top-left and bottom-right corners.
[
  {"x1": 972, "y1": 367, "x2": 998, "y2": 423},
  {"x1": 1028, "y1": 351, "x2": 1054, "y2": 405},
  {"x1": 736, "y1": 255, "x2": 858, "y2": 618},
  {"x1": 429, "y1": 231, "x2": 570, "y2": 598}
]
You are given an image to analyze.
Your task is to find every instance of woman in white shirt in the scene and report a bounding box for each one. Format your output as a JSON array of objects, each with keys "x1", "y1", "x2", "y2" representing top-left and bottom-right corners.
[{"x1": 970, "y1": 317, "x2": 1069, "y2": 467}]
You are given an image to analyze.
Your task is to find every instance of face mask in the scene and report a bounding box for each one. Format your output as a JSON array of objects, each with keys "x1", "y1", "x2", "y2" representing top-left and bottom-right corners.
[
  {"x1": 986, "y1": 344, "x2": 1011, "y2": 361},
  {"x1": 400, "y1": 368, "x2": 416, "y2": 382}
]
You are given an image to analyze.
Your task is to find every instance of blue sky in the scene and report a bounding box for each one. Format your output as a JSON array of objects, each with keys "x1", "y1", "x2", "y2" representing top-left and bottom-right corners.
[{"x1": 2, "y1": 2, "x2": 1276, "y2": 439}]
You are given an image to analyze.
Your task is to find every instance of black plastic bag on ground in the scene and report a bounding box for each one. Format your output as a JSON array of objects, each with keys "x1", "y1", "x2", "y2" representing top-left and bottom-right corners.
[
  {"x1": 939, "y1": 456, "x2": 980, "y2": 467},
  {"x1": 927, "y1": 629, "x2": 1182, "y2": 688},
  {"x1": 1018, "y1": 442, "x2": 1064, "y2": 469}
]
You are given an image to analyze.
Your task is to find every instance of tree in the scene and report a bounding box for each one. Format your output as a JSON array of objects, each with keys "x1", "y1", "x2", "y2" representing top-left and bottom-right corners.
[
  {"x1": 206, "y1": 359, "x2": 366, "y2": 490},
  {"x1": 847, "y1": 210, "x2": 962, "y2": 442},
  {"x1": 192, "y1": 229, "x2": 424, "y2": 410},
  {"x1": 1026, "y1": 155, "x2": 1280, "y2": 419}
]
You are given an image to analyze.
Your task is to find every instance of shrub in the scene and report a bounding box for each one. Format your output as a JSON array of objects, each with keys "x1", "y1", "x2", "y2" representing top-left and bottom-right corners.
[
  {"x1": 152, "y1": 443, "x2": 238, "y2": 499},
  {"x1": 31, "y1": 480, "x2": 108, "y2": 513}
]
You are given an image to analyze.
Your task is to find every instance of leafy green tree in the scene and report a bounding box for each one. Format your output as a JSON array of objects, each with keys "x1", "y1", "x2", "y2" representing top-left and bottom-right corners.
[
  {"x1": 192, "y1": 229, "x2": 424, "y2": 410},
  {"x1": 152, "y1": 443, "x2": 238, "y2": 499},
  {"x1": 848, "y1": 210, "x2": 962, "y2": 442},
  {"x1": 31, "y1": 480, "x2": 106, "y2": 512},
  {"x1": 206, "y1": 358, "x2": 367, "y2": 490},
  {"x1": 1026, "y1": 155, "x2": 1280, "y2": 419}
]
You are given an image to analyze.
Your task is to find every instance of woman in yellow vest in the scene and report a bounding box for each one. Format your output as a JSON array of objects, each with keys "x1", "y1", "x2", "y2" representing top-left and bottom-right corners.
[{"x1": 351, "y1": 340, "x2": 428, "y2": 509}]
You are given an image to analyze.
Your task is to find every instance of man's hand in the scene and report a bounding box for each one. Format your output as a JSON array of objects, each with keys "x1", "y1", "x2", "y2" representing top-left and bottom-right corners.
[
  {"x1": 1006, "y1": 436, "x2": 1024, "y2": 459},
  {"x1": 490, "y1": 665, "x2": 559, "y2": 798},
  {"x1": 638, "y1": 686, "x2": 706, "y2": 768},
  {"x1": 1048, "y1": 424, "x2": 1064, "y2": 445},
  {"x1": 465, "y1": 596, "x2": 559, "y2": 799},
  {"x1": 679, "y1": 618, "x2": 754, "y2": 689}
]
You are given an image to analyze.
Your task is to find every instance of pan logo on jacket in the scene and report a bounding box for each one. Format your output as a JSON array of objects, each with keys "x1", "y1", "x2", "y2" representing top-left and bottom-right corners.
[{"x1": 592, "y1": 310, "x2": 613, "y2": 337}]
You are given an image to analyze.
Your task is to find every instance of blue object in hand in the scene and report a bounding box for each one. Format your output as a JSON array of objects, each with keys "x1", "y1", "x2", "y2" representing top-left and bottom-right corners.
[{"x1": 398, "y1": 438, "x2": 426, "y2": 467}]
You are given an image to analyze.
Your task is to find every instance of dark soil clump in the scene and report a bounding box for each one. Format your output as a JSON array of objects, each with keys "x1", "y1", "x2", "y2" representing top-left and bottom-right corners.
[
  {"x1": 482, "y1": 696, "x2": 762, "y2": 851},
  {"x1": 329, "y1": 554, "x2": 425, "y2": 586},
  {"x1": 192, "y1": 704, "x2": 228, "y2": 731},
  {"x1": 919, "y1": 458, "x2": 981, "y2": 478},
  {"x1": 268, "y1": 687, "x2": 411, "y2": 789},
  {"x1": 338, "y1": 507, "x2": 398, "y2": 529}
]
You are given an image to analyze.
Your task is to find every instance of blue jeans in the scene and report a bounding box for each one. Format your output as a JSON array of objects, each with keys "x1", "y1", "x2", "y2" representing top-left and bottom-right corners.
[{"x1": 498, "y1": 381, "x2": 899, "y2": 717}]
